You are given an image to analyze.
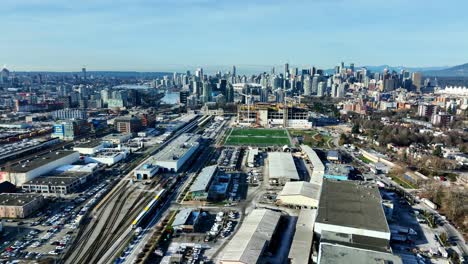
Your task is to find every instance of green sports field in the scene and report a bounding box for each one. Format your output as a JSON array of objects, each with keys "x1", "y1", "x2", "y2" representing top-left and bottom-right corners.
[{"x1": 224, "y1": 128, "x2": 291, "y2": 146}]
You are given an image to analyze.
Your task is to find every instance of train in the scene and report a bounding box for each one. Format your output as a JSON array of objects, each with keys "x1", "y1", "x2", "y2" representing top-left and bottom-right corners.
[{"x1": 131, "y1": 189, "x2": 166, "y2": 229}]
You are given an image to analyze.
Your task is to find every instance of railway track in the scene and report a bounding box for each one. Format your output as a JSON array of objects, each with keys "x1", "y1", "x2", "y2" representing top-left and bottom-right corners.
[{"x1": 66, "y1": 179, "x2": 164, "y2": 264}]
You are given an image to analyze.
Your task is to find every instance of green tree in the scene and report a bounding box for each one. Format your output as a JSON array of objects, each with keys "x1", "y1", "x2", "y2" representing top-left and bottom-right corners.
[
  {"x1": 351, "y1": 123, "x2": 360, "y2": 134},
  {"x1": 439, "y1": 232, "x2": 448, "y2": 246},
  {"x1": 433, "y1": 145, "x2": 443, "y2": 158},
  {"x1": 338, "y1": 133, "x2": 349, "y2": 146}
]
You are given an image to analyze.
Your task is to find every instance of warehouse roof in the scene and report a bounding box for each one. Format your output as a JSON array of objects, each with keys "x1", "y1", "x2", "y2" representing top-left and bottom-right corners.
[
  {"x1": 319, "y1": 242, "x2": 402, "y2": 264},
  {"x1": 73, "y1": 140, "x2": 103, "y2": 149},
  {"x1": 268, "y1": 152, "x2": 299, "y2": 181},
  {"x1": 316, "y1": 180, "x2": 390, "y2": 233},
  {"x1": 221, "y1": 209, "x2": 281, "y2": 264},
  {"x1": 9, "y1": 151, "x2": 79, "y2": 173},
  {"x1": 279, "y1": 181, "x2": 321, "y2": 198},
  {"x1": 153, "y1": 133, "x2": 200, "y2": 162},
  {"x1": 0, "y1": 193, "x2": 43, "y2": 206},
  {"x1": 301, "y1": 145, "x2": 325, "y2": 171},
  {"x1": 288, "y1": 209, "x2": 316, "y2": 264},
  {"x1": 189, "y1": 165, "x2": 217, "y2": 193}
]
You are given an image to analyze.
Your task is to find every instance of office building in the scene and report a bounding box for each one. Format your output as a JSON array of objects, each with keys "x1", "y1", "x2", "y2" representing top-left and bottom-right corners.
[
  {"x1": 114, "y1": 116, "x2": 142, "y2": 134},
  {"x1": 0, "y1": 193, "x2": 45, "y2": 218}
]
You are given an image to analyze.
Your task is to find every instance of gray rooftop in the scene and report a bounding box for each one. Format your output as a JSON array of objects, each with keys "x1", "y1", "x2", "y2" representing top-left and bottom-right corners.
[
  {"x1": 23, "y1": 171, "x2": 88, "y2": 186},
  {"x1": 279, "y1": 181, "x2": 321, "y2": 199},
  {"x1": 221, "y1": 209, "x2": 281, "y2": 264},
  {"x1": 288, "y1": 209, "x2": 317, "y2": 264},
  {"x1": 268, "y1": 152, "x2": 300, "y2": 180},
  {"x1": 0, "y1": 193, "x2": 43, "y2": 207},
  {"x1": 153, "y1": 133, "x2": 200, "y2": 162},
  {"x1": 301, "y1": 145, "x2": 325, "y2": 171},
  {"x1": 74, "y1": 140, "x2": 103, "y2": 149},
  {"x1": 325, "y1": 163, "x2": 352, "y2": 176},
  {"x1": 172, "y1": 208, "x2": 192, "y2": 227},
  {"x1": 319, "y1": 242, "x2": 402, "y2": 264},
  {"x1": 9, "y1": 151, "x2": 79, "y2": 173},
  {"x1": 316, "y1": 180, "x2": 390, "y2": 233},
  {"x1": 189, "y1": 165, "x2": 217, "y2": 193}
]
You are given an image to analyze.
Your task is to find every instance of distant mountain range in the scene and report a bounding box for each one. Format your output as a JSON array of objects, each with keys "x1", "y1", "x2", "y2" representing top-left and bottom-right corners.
[{"x1": 422, "y1": 63, "x2": 468, "y2": 77}]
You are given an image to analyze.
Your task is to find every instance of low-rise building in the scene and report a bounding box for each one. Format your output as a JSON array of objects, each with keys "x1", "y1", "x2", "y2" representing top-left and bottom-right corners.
[
  {"x1": 220, "y1": 209, "x2": 281, "y2": 264},
  {"x1": 22, "y1": 164, "x2": 97, "y2": 195},
  {"x1": 0, "y1": 150, "x2": 80, "y2": 186},
  {"x1": 133, "y1": 163, "x2": 159, "y2": 181},
  {"x1": 288, "y1": 209, "x2": 317, "y2": 264},
  {"x1": 152, "y1": 133, "x2": 200, "y2": 172},
  {"x1": 189, "y1": 165, "x2": 217, "y2": 200},
  {"x1": 268, "y1": 152, "x2": 300, "y2": 185},
  {"x1": 0, "y1": 193, "x2": 45, "y2": 218},
  {"x1": 172, "y1": 208, "x2": 202, "y2": 232},
  {"x1": 277, "y1": 181, "x2": 321, "y2": 209},
  {"x1": 315, "y1": 180, "x2": 391, "y2": 241}
]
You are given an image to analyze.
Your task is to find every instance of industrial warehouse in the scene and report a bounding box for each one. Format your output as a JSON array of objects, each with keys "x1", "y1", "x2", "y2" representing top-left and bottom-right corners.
[
  {"x1": 268, "y1": 152, "x2": 300, "y2": 185},
  {"x1": 220, "y1": 209, "x2": 281, "y2": 264},
  {"x1": 0, "y1": 150, "x2": 80, "y2": 186},
  {"x1": 151, "y1": 133, "x2": 200, "y2": 172}
]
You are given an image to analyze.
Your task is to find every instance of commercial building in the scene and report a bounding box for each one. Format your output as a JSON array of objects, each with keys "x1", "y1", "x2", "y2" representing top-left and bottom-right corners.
[
  {"x1": 22, "y1": 166, "x2": 95, "y2": 195},
  {"x1": 152, "y1": 133, "x2": 200, "y2": 172},
  {"x1": 189, "y1": 165, "x2": 217, "y2": 200},
  {"x1": 102, "y1": 133, "x2": 132, "y2": 145},
  {"x1": 277, "y1": 181, "x2": 321, "y2": 209},
  {"x1": 73, "y1": 140, "x2": 105, "y2": 155},
  {"x1": 52, "y1": 119, "x2": 90, "y2": 140},
  {"x1": 172, "y1": 208, "x2": 201, "y2": 232},
  {"x1": 0, "y1": 151, "x2": 80, "y2": 186},
  {"x1": 288, "y1": 209, "x2": 317, "y2": 264},
  {"x1": 84, "y1": 149, "x2": 128, "y2": 166},
  {"x1": 268, "y1": 152, "x2": 300, "y2": 185},
  {"x1": 114, "y1": 115, "x2": 142, "y2": 134},
  {"x1": 315, "y1": 180, "x2": 391, "y2": 241},
  {"x1": 317, "y1": 231, "x2": 401, "y2": 264},
  {"x1": 220, "y1": 209, "x2": 281, "y2": 264},
  {"x1": 0, "y1": 193, "x2": 45, "y2": 218},
  {"x1": 51, "y1": 109, "x2": 87, "y2": 120}
]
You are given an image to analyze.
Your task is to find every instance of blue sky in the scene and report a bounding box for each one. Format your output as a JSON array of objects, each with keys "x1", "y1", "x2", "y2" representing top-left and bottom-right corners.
[{"x1": 1, "y1": 0, "x2": 468, "y2": 73}]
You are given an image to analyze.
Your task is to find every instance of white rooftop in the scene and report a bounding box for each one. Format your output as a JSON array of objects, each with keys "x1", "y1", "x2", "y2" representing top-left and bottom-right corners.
[{"x1": 268, "y1": 152, "x2": 300, "y2": 181}]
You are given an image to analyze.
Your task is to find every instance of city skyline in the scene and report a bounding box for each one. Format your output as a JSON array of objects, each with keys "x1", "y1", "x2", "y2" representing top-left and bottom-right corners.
[{"x1": 2, "y1": 0, "x2": 468, "y2": 72}]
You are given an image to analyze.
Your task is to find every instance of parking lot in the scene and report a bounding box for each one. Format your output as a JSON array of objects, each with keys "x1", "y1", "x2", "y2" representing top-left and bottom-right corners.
[{"x1": 0, "y1": 177, "x2": 118, "y2": 262}]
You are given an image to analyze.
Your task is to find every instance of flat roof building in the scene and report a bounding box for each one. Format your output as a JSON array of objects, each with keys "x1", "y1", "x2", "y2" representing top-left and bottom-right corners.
[
  {"x1": 288, "y1": 209, "x2": 317, "y2": 264},
  {"x1": 277, "y1": 181, "x2": 321, "y2": 209},
  {"x1": 189, "y1": 165, "x2": 217, "y2": 200},
  {"x1": 220, "y1": 209, "x2": 281, "y2": 264},
  {"x1": 318, "y1": 231, "x2": 401, "y2": 264},
  {"x1": 22, "y1": 165, "x2": 95, "y2": 195},
  {"x1": 152, "y1": 133, "x2": 200, "y2": 172},
  {"x1": 315, "y1": 180, "x2": 391, "y2": 241},
  {"x1": 268, "y1": 152, "x2": 300, "y2": 185},
  {"x1": 73, "y1": 140, "x2": 105, "y2": 155},
  {"x1": 1, "y1": 151, "x2": 80, "y2": 186},
  {"x1": 0, "y1": 193, "x2": 45, "y2": 218},
  {"x1": 133, "y1": 163, "x2": 159, "y2": 181},
  {"x1": 301, "y1": 145, "x2": 325, "y2": 185}
]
